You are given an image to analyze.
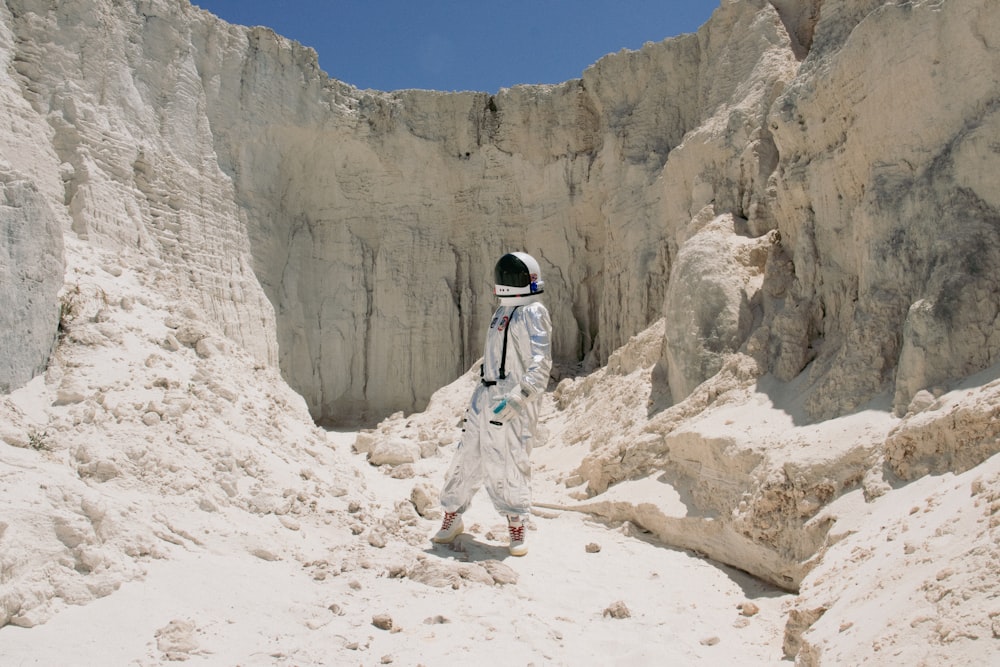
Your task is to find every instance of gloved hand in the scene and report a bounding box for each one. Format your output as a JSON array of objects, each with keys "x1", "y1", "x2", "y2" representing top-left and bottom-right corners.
[{"x1": 492, "y1": 388, "x2": 529, "y2": 422}]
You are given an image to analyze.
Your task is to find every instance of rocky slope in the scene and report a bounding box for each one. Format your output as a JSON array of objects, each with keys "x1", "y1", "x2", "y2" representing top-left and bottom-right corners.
[{"x1": 1, "y1": 0, "x2": 999, "y2": 663}]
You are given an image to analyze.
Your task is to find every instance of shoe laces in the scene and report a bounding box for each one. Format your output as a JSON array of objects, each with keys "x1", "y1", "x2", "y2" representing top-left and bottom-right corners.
[
  {"x1": 442, "y1": 512, "x2": 458, "y2": 530},
  {"x1": 509, "y1": 523, "x2": 525, "y2": 542}
]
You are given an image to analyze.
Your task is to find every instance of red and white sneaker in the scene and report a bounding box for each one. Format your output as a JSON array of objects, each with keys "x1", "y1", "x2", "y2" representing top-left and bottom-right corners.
[
  {"x1": 508, "y1": 516, "x2": 528, "y2": 556},
  {"x1": 432, "y1": 511, "x2": 464, "y2": 543}
]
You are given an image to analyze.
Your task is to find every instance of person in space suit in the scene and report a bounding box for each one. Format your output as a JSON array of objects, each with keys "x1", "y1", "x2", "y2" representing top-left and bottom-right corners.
[{"x1": 432, "y1": 251, "x2": 553, "y2": 556}]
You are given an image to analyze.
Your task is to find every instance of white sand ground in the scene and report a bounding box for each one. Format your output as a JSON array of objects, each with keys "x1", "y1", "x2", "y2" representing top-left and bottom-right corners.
[{"x1": 1, "y1": 419, "x2": 791, "y2": 665}]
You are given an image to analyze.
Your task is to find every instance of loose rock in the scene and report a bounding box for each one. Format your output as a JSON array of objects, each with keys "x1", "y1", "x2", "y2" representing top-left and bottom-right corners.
[
  {"x1": 372, "y1": 614, "x2": 393, "y2": 631},
  {"x1": 603, "y1": 601, "x2": 631, "y2": 619}
]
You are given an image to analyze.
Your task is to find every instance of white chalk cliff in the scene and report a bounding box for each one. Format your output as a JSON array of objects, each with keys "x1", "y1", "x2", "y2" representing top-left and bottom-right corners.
[{"x1": 1, "y1": 0, "x2": 999, "y2": 663}]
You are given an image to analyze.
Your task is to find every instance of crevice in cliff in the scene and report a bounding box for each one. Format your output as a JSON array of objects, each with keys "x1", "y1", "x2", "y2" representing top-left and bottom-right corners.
[
  {"x1": 359, "y1": 240, "x2": 375, "y2": 411},
  {"x1": 771, "y1": 0, "x2": 823, "y2": 61},
  {"x1": 448, "y1": 244, "x2": 469, "y2": 371},
  {"x1": 475, "y1": 94, "x2": 502, "y2": 147}
]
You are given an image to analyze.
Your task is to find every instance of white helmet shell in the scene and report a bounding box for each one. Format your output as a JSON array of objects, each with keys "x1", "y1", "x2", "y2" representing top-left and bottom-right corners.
[{"x1": 494, "y1": 252, "x2": 544, "y2": 299}]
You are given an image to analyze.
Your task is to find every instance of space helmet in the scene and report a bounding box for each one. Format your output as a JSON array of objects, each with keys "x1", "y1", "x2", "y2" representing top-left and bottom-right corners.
[{"x1": 494, "y1": 252, "x2": 544, "y2": 302}]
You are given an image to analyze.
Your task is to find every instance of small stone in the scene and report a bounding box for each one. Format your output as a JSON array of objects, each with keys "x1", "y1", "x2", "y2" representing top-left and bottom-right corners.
[
  {"x1": 410, "y1": 483, "x2": 438, "y2": 517},
  {"x1": 54, "y1": 383, "x2": 88, "y2": 406},
  {"x1": 372, "y1": 614, "x2": 393, "y2": 631},
  {"x1": 352, "y1": 431, "x2": 377, "y2": 454},
  {"x1": 585, "y1": 542, "x2": 601, "y2": 553},
  {"x1": 739, "y1": 601, "x2": 760, "y2": 617},
  {"x1": 198, "y1": 497, "x2": 219, "y2": 512},
  {"x1": 367, "y1": 527, "x2": 388, "y2": 548},
  {"x1": 251, "y1": 548, "x2": 280, "y2": 562},
  {"x1": 368, "y1": 438, "x2": 420, "y2": 466},
  {"x1": 480, "y1": 560, "x2": 518, "y2": 585},
  {"x1": 92, "y1": 460, "x2": 120, "y2": 482},
  {"x1": 389, "y1": 463, "x2": 415, "y2": 479},
  {"x1": 603, "y1": 601, "x2": 631, "y2": 619},
  {"x1": 906, "y1": 389, "x2": 936, "y2": 414},
  {"x1": 456, "y1": 563, "x2": 496, "y2": 586},
  {"x1": 700, "y1": 636, "x2": 721, "y2": 646},
  {"x1": 423, "y1": 615, "x2": 450, "y2": 625}
]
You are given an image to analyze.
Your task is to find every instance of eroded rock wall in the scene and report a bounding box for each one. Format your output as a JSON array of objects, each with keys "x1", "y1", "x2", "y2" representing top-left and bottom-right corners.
[
  {"x1": 2, "y1": 0, "x2": 278, "y2": 389},
  {"x1": 767, "y1": 0, "x2": 1000, "y2": 419},
  {"x1": 1, "y1": 0, "x2": 998, "y2": 430},
  {"x1": 193, "y1": 29, "x2": 711, "y2": 422},
  {"x1": 0, "y1": 5, "x2": 64, "y2": 392}
]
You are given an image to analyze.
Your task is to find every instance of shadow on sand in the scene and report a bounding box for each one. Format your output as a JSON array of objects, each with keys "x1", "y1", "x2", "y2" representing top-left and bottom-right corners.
[{"x1": 425, "y1": 533, "x2": 513, "y2": 562}]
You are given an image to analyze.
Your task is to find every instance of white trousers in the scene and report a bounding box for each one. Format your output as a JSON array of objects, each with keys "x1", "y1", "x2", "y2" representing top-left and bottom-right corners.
[{"x1": 439, "y1": 382, "x2": 537, "y2": 518}]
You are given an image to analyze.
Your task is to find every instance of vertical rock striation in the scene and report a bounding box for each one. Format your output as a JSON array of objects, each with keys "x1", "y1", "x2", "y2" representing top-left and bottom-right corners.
[{"x1": 0, "y1": 3, "x2": 64, "y2": 393}]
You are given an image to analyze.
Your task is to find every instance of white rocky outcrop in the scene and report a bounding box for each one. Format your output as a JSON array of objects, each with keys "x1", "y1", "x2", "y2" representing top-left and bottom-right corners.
[
  {"x1": 0, "y1": 4, "x2": 65, "y2": 392},
  {"x1": 0, "y1": 173, "x2": 63, "y2": 392},
  {"x1": 1, "y1": 0, "x2": 999, "y2": 664},
  {"x1": 4, "y1": 0, "x2": 996, "y2": 429}
]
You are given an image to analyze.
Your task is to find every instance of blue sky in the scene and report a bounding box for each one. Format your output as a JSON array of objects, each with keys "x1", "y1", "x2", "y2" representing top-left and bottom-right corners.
[{"x1": 191, "y1": 1, "x2": 718, "y2": 93}]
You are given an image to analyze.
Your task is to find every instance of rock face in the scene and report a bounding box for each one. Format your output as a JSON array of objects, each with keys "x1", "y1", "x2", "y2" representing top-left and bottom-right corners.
[
  {"x1": 2, "y1": 0, "x2": 997, "y2": 427},
  {"x1": 769, "y1": 0, "x2": 1000, "y2": 420},
  {"x1": 0, "y1": 5, "x2": 65, "y2": 392},
  {"x1": 0, "y1": 174, "x2": 63, "y2": 393},
  {"x1": 0, "y1": 0, "x2": 279, "y2": 395}
]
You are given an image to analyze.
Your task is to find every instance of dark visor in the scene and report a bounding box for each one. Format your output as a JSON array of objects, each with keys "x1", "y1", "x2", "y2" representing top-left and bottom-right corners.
[{"x1": 494, "y1": 254, "x2": 530, "y2": 287}]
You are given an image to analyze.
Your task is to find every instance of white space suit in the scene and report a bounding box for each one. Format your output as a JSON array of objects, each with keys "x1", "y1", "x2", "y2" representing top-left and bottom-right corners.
[{"x1": 437, "y1": 252, "x2": 553, "y2": 548}]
